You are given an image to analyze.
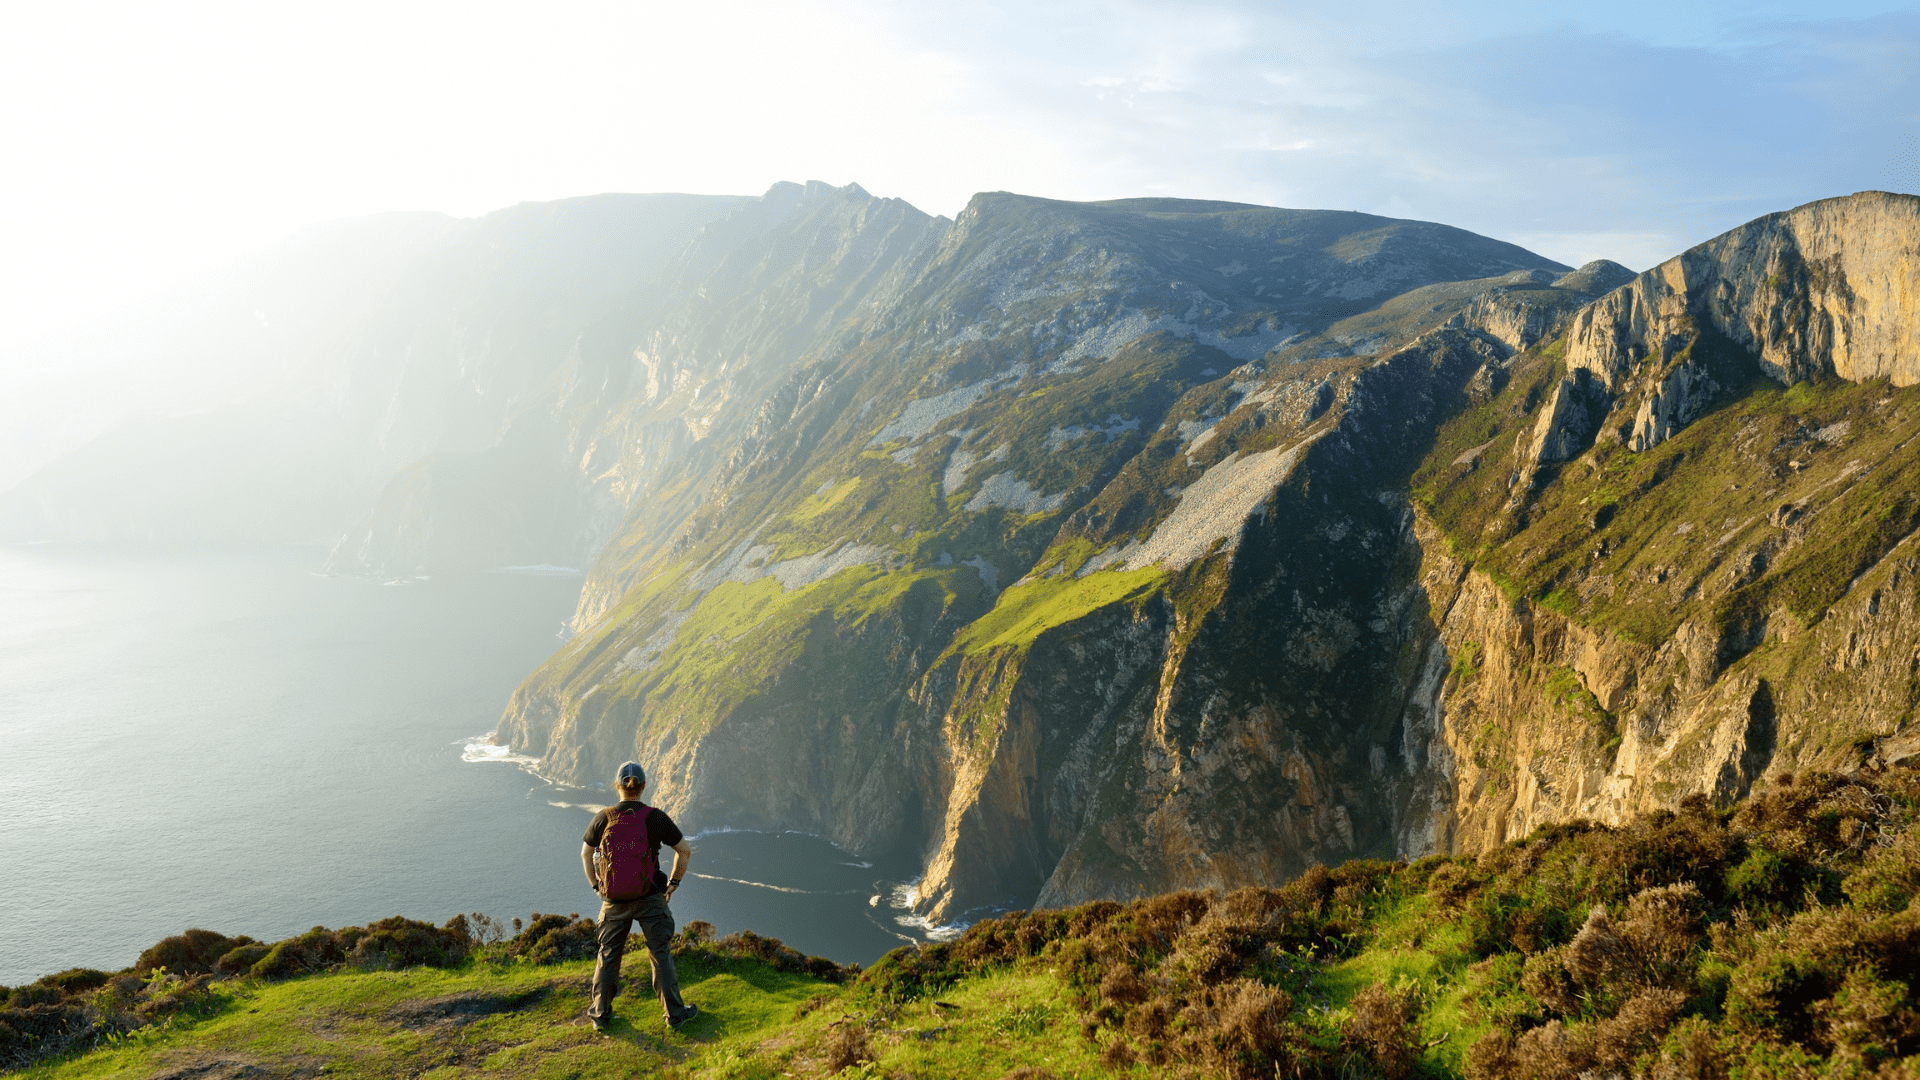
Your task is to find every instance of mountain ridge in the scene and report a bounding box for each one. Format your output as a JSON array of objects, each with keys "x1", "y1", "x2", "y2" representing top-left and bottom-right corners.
[
  {"x1": 494, "y1": 188, "x2": 1918, "y2": 926},
  {"x1": 13, "y1": 181, "x2": 1920, "y2": 936}
]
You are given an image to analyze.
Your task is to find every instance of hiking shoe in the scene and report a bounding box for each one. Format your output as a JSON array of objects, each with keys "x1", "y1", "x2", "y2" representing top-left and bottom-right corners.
[
  {"x1": 585, "y1": 1008, "x2": 610, "y2": 1033},
  {"x1": 668, "y1": 1003, "x2": 700, "y2": 1029}
]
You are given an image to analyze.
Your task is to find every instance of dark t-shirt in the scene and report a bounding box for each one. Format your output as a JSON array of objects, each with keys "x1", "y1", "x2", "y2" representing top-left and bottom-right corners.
[{"x1": 583, "y1": 801, "x2": 684, "y2": 893}]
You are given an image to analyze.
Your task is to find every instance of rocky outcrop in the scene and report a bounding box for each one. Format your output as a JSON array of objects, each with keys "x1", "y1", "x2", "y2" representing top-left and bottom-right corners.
[
  {"x1": 1627, "y1": 357, "x2": 1722, "y2": 452},
  {"x1": 1526, "y1": 369, "x2": 1609, "y2": 465},
  {"x1": 1561, "y1": 192, "x2": 1920, "y2": 443},
  {"x1": 1499, "y1": 193, "x2": 1920, "y2": 484},
  {"x1": 1393, "y1": 492, "x2": 1920, "y2": 853},
  {"x1": 1398, "y1": 192, "x2": 1920, "y2": 862},
  {"x1": 1452, "y1": 261, "x2": 1633, "y2": 353}
]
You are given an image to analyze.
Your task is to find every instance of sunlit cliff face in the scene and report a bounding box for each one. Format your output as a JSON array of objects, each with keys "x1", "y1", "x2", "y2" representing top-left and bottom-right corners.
[{"x1": 12, "y1": 176, "x2": 1916, "y2": 923}]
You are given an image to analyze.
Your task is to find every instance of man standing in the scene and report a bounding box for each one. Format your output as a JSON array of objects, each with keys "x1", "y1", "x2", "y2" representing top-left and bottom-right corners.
[{"x1": 580, "y1": 761, "x2": 698, "y2": 1031}]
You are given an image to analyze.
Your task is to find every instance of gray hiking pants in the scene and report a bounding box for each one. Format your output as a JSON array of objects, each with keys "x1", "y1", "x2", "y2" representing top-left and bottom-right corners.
[{"x1": 589, "y1": 892, "x2": 690, "y2": 1024}]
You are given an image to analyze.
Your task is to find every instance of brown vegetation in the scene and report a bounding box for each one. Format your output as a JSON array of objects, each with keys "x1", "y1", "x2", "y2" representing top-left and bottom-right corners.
[
  {"x1": 9, "y1": 762, "x2": 1919, "y2": 1077},
  {"x1": 853, "y1": 765, "x2": 1920, "y2": 1078}
]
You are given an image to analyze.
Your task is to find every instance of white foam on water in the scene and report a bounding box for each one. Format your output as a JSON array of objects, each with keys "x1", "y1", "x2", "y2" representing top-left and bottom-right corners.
[
  {"x1": 460, "y1": 733, "x2": 541, "y2": 768},
  {"x1": 886, "y1": 879, "x2": 968, "y2": 941},
  {"x1": 895, "y1": 912, "x2": 967, "y2": 942},
  {"x1": 688, "y1": 872, "x2": 861, "y2": 896},
  {"x1": 686, "y1": 825, "x2": 754, "y2": 839}
]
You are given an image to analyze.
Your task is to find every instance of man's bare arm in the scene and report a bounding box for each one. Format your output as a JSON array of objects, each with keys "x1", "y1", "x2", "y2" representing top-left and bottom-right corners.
[
  {"x1": 581, "y1": 842, "x2": 600, "y2": 894},
  {"x1": 665, "y1": 838, "x2": 691, "y2": 899}
]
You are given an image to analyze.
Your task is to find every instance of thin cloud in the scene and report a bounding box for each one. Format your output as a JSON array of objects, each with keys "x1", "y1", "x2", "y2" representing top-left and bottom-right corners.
[{"x1": 1, "y1": 0, "x2": 1916, "y2": 475}]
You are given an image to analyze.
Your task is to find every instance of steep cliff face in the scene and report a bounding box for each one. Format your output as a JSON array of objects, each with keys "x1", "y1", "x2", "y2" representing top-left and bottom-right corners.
[
  {"x1": 31, "y1": 176, "x2": 1915, "y2": 929},
  {"x1": 1561, "y1": 191, "x2": 1920, "y2": 430},
  {"x1": 1402, "y1": 190, "x2": 1920, "y2": 860},
  {"x1": 328, "y1": 182, "x2": 942, "y2": 576},
  {"x1": 504, "y1": 190, "x2": 1920, "y2": 923},
  {"x1": 495, "y1": 189, "x2": 1576, "y2": 921}
]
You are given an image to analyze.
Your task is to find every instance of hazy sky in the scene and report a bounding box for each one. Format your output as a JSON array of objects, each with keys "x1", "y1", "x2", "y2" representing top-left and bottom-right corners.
[{"x1": 1, "y1": 0, "x2": 1917, "y2": 371}]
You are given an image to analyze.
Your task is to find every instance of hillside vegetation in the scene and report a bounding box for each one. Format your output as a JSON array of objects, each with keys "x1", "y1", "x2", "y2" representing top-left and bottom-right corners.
[
  {"x1": 11, "y1": 183, "x2": 1919, "y2": 931},
  {"x1": 10, "y1": 762, "x2": 1919, "y2": 1079},
  {"x1": 490, "y1": 190, "x2": 1920, "y2": 928}
]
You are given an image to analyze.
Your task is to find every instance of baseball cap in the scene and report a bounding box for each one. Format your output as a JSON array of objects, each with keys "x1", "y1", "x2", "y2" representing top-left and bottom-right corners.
[{"x1": 616, "y1": 762, "x2": 646, "y2": 786}]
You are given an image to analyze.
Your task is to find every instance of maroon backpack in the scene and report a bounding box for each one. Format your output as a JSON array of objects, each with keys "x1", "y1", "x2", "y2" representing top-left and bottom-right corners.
[{"x1": 599, "y1": 804, "x2": 658, "y2": 900}]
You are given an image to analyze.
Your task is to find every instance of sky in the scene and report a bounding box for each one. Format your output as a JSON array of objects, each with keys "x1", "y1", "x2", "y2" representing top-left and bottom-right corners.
[{"x1": 1, "y1": 0, "x2": 1917, "y2": 477}]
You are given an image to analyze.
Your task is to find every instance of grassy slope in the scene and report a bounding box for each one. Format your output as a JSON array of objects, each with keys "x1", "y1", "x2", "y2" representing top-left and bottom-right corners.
[
  {"x1": 19, "y1": 949, "x2": 1107, "y2": 1080},
  {"x1": 21, "y1": 764, "x2": 1920, "y2": 1079},
  {"x1": 1413, "y1": 326, "x2": 1920, "y2": 651}
]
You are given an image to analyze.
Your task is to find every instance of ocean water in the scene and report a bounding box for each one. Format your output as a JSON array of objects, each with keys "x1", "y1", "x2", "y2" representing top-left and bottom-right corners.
[{"x1": 0, "y1": 545, "x2": 943, "y2": 987}]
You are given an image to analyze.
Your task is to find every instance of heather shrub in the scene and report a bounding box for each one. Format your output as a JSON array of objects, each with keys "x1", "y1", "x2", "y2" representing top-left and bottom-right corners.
[
  {"x1": 675, "y1": 927, "x2": 850, "y2": 982},
  {"x1": 345, "y1": 916, "x2": 469, "y2": 971},
  {"x1": 1519, "y1": 947, "x2": 1582, "y2": 1017},
  {"x1": 136, "y1": 972, "x2": 217, "y2": 1019},
  {"x1": 1169, "y1": 978, "x2": 1297, "y2": 1080},
  {"x1": 503, "y1": 912, "x2": 597, "y2": 964},
  {"x1": 1425, "y1": 859, "x2": 1480, "y2": 908},
  {"x1": 859, "y1": 942, "x2": 967, "y2": 1003},
  {"x1": 0, "y1": 965, "x2": 221, "y2": 1070},
  {"x1": 1563, "y1": 906, "x2": 1636, "y2": 1001},
  {"x1": 6, "y1": 984, "x2": 63, "y2": 1009},
  {"x1": 38, "y1": 969, "x2": 110, "y2": 996},
  {"x1": 1343, "y1": 982, "x2": 1422, "y2": 1079},
  {"x1": 4, "y1": 765, "x2": 1914, "y2": 1078},
  {"x1": 672, "y1": 919, "x2": 718, "y2": 948},
  {"x1": 1649, "y1": 1015, "x2": 1726, "y2": 1080},
  {"x1": 1725, "y1": 843, "x2": 1798, "y2": 912},
  {"x1": 906, "y1": 872, "x2": 1405, "y2": 1078},
  {"x1": 1618, "y1": 882, "x2": 1706, "y2": 987},
  {"x1": 250, "y1": 926, "x2": 349, "y2": 980},
  {"x1": 1847, "y1": 829, "x2": 1920, "y2": 913},
  {"x1": 1459, "y1": 766, "x2": 1920, "y2": 1080},
  {"x1": 461, "y1": 911, "x2": 509, "y2": 949},
  {"x1": 215, "y1": 943, "x2": 270, "y2": 975},
  {"x1": 820, "y1": 1019, "x2": 873, "y2": 1072},
  {"x1": 1814, "y1": 964, "x2": 1920, "y2": 1069},
  {"x1": 134, "y1": 929, "x2": 254, "y2": 976}
]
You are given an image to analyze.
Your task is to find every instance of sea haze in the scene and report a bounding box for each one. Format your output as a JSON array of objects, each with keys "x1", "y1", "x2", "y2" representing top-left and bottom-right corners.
[{"x1": 0, "y1": 545, "x2": 939, "y2": 986}]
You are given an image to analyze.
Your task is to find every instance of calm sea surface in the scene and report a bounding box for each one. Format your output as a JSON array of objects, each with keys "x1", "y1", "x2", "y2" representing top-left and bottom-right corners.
[{"x1": 0, "y1": 545, "x2": 940, "y2": 986}]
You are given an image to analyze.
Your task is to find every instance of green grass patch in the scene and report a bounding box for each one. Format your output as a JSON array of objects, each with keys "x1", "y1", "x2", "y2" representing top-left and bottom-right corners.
[
  {"x1": 1449, "y1": 640, "x2": 1482, "y2": 681},
  {"x1": 946, "y1": 566, "x2": 1166, "y2": 658},
  {"x1": 1413, "y1": 313, "x2": 1920, "y2": 661},
  {"x1": 25, "y1": 764, "x2": 1920, "y2": 1079},
  {"x1": 786, "y1": 477, "x2": 861, "y2": 525}
]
